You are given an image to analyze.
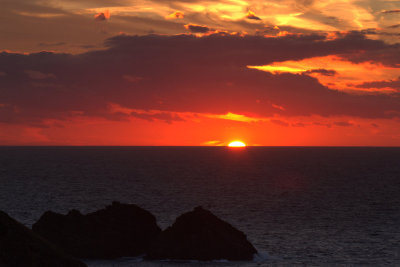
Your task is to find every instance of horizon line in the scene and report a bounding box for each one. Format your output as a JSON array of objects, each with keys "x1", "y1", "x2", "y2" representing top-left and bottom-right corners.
[{"x1": 1, "y1": 145, "x2": 400, "y2": 148}]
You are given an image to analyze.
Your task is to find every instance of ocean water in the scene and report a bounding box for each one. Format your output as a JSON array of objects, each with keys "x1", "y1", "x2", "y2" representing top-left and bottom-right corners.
[{"x1": 0, "y1": 146, "x2": 399, "y2": 266}]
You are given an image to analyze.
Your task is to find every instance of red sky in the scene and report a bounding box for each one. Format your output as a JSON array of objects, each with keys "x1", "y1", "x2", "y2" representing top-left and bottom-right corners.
[{"x1": 1, "y1": 0, "x2": 400, "y2": 145}]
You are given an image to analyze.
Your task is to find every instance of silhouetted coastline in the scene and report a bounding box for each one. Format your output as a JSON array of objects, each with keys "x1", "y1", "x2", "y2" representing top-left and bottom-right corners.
[{"x1": 1, "y1": 202, "x2": 258, "y2": 266}]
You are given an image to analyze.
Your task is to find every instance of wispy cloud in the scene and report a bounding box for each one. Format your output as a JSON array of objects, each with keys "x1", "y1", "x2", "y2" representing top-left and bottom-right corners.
[
  {"x1": 165, "y1": 11, "x2": 184, "y2": 19},
  {"x1": 184, "y1": 24, "x2": 211, "y2": 33},
  {"x1": 381, "y1": 9, "x2": 400, "y2": 14},
  {"x1": 249, "y1": 54, "x2": 400, "y2": 94},
  {"x1": 246, "y1": 11, "x2": 261, "y2": 21}
]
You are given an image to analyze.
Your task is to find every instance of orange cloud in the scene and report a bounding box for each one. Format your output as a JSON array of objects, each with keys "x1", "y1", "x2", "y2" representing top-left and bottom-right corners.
[
  {"x1": 184, "y1": 24, "x2": 211, "y2": 33},
  {"x1": 246, "y1": 11, "x2": 261, "y2": 20},
  {"x1": 5, "y1": 114, "x2": 399, "y2": 146},
  {"x1": 249, "y1": 55, "x2": 400, "y2": 94},
  {"x1": 109, "y1": 104, "x2": 267, "y2": 124},
  {"x1": 206, "y1": 112, "x2": 268, "y2": 123},
  {"x1": 381, "y1": 9, "x2": 400, "y2": 14},
  {"x1": 14, "y1": 11, "x2": 65, "y2": 18},
  {"x1": 272, "y1": 104, "x2": 285, "y2": 111},
  {"x1": 202, "y1": 140, "x2": 225, "y2": 146},
  {"x1": 165, "y1": 11, "x2": 184, "y2": 20},
  {"x1": 94, "y1": 10, "x2": 110, "y2": 21}
]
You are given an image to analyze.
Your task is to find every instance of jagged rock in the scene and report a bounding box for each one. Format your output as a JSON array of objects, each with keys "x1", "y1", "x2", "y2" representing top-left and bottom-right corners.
[
  {"x1": 146, "y1": 206, "x2": 257, "y2": 261},
  {"x1": 0, "y1": 210, "x2": 86, "y2": 267},
  {"x1": 32, "y1": 202, "x2": 161, "y2": 259}
]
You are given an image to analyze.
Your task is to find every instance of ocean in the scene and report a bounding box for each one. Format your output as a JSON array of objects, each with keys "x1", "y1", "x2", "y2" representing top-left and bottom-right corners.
[{"x1": 0, "y1": 146, "x2": 399, "y2": 266}]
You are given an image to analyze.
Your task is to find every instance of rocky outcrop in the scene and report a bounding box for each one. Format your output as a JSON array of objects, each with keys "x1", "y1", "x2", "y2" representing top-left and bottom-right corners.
[
  {"x1": 0, "y1": 210, "x2": 86, "y2": 267},
  {"x1": 146, "y1": 206, "x2": 257, "y2": 261},
  {"x1": 32, "y1": 202, "x2": 161, "y2": 259}
]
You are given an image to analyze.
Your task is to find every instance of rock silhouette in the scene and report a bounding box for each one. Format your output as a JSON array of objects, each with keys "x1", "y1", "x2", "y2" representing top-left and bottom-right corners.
[
  {"x1": 0, "y1": 210, "x2": 86, "y2": 267},
  {"x1": 146, "y1": 206, "x2": 257, "y2": 261},
  {"x1": 32, "y1": 202, "x2": 161, "y2": 259}
]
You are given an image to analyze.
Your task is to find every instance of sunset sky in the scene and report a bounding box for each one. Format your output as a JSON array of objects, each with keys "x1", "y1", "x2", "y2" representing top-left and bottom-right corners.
[{"x1": 1, "y1": 0, "x2": 400, "y2": 145}]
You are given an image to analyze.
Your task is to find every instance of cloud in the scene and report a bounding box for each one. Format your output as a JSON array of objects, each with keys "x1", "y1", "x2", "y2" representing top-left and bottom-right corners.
[
  {"x1": 303, "y1": 69, "x2": 337, "y2": 76},
  {"x1": 1, "y1": 32, "x2": 400, "y2": 128},
  {"x1": 313, "y1": 122, "x2": 331, "y2": 128},
  {"x1": 184, "y1": 24, "x2": 211, "y2": 33},
  {"x1": 381, "y1": 9, "x2": 400, "y2": 14},
  {"x1": 355, "y1": 78, "x2": 400, "y2": 90},
  {"x1": 38, "y1": 42, "x2": 67, "y2": 47},
  {"x1": 250, "y1": 54, "x2": 400, "y2": 93},
  {"x1": 339, "y1": 42, "x2": 400, "y2": 68},
  {"x1": 292, "y1": 122, "x2": 305, "y2": 127},
  {"x1": 130, "y1": 111, "x2": 185, "y2": 123},
  {"x1": 114, "y1": 15, "x2": 186, "y2": 35},
  {"x1": 123, "y1": 75, "x2": 143, "y2": 82},
  {"x1": 3, "y1": 0, "x2": 399, "y2": 56},
  {"x1": 334, "y1": 121, "x2": 354, "y2": 127},
  {"x1": 206, "y1": 112, "x2": 267, "y2": 122},
  {"x1": 165, "y1": 11, "x2": 184, "y2": 20},
  {"x1": 271, "y1": 119, "x2": 289, "y2": 127},
  {"x1": 272, "y1": 104, "x2": 285, "y2": 111},
  {"x1": 246, "y1": 11, "x2": 261, "y2": 21},
  {"x1": 94, "y1": 10, "x2": 110, "y2": 21},
  {"x1": 1, "y1": 1, "x2": 111, "y2": 54},
  {"x1": 202, "y1": 140, "x2": 224, "y2": 146},
  {"x1": 24, "y1": 70, "x2": 56, "y2": 80}
]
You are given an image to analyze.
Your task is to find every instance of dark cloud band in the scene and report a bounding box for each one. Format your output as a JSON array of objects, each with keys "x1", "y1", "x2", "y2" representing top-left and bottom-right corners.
[{"x1": 0, "y1": 32, "x2": 399, "y2": 127}]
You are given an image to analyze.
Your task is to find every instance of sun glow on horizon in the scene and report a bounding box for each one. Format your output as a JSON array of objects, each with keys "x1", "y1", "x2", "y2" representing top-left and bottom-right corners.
[{"x1": 228, "y1": 141, "x2": 246, "y2": 147}]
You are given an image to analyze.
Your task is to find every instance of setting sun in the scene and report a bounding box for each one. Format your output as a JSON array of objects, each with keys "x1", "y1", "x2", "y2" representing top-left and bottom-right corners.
[{"x1": 228, "y1": 141, "x2": 246, "y2": 147}]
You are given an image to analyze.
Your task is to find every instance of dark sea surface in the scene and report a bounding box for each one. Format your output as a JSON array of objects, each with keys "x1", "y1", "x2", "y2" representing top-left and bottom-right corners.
[{"x1": 1, "y1": 146, "x2": 400, "y2": 266}]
